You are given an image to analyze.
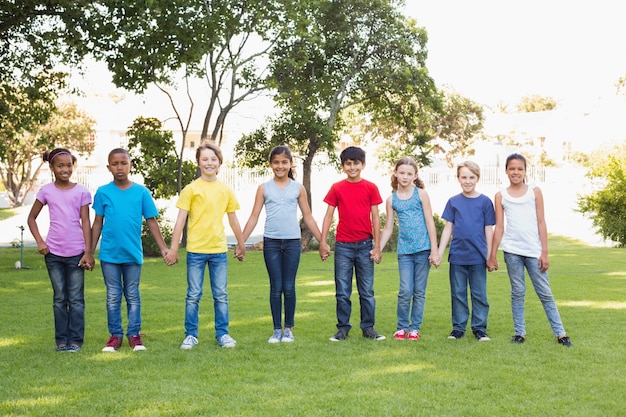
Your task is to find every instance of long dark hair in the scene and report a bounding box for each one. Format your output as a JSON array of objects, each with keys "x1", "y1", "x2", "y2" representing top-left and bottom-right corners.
[{"x1": 269, "y1": 145, "x2": 295, "y2": 180}]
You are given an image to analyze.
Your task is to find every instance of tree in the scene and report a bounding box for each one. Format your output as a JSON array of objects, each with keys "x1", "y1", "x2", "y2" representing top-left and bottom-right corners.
[
  {"x1": 516, "y1": 94, "x2": 557, "y2": 113},
  {"x1": 0, "y1": 99, "x2": 95, "y2": 207},
  {"x1": 235, "y1": 0, "x2": 440, "y2": 220},
  {"x1": 126, "y1": 117, "x2": 196, "y2": 200},
  {"x1": 577, "y1": 145, "x2": 626, "y2": 246}
]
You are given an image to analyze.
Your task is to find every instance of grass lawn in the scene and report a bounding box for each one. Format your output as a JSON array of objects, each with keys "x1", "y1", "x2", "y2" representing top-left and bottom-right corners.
[
  {"x1": 0, "y1": 236, "x2": 624, "y2": 416},
  {"x1": 0, "y1": 208, "x2": 18, "y2": 222}
]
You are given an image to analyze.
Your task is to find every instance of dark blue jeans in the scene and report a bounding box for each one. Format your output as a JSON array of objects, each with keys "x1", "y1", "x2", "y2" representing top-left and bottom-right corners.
[
  {"x1": 334, "y1": 239, "x2": 376, "y2": 331},
  {"x1": 263, "y1": 237, "x2": 301, "y2": 329},
  {"x1": 45, "y1": 253, "x2": 85, "y2": 346}
]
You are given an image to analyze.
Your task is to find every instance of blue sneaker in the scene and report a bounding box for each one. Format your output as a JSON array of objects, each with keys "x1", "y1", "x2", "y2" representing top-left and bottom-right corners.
[
  {"x1": 180, "y1": 335, "x2": 198, "y2": 350},
  {"x1": 67, "y1": 344, "x2": 80, "y2": 352},
  {"x1": 268, "y1": 329, "x2": 282, "y2": 344},
  {"x1": 281, "y1": 328, "x2": 294, "y2": 343},
  {"x1": 218, "y1": 334, "x2": 236, "y2": 348}
]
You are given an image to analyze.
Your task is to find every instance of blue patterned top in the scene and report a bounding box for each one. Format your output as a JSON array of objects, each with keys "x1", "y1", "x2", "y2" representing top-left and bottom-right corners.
[{"x1": 392, "y1": 187, "x2": 430, "y2": 254}]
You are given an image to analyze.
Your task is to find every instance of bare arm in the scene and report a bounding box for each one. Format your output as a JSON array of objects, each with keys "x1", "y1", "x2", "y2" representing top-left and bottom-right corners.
[
  {"x1": 378, "y1": 196, "x2": 394, "y2": 252},
  {"x1": 534, "y1": 186, "x2": 550, "y2": 272},
  {"x1": 164, "y1": 209, "x2": 188, "y2": 265},
  {"x1": 90, "y1": 214, "x2": 104, "y2": 256},
  {"x1": 319, "y1": 204, "x2": 335, "y2": 261},
  {"x1": 241, "y1": 184, "x2": 265, "y2": 242},
  {"x1": 419, "y1": 189, "x2": 441, "y2": 267},
  {"x1": 27, "y1": 200, "x2": 48, "y2": 255},
  {"x1": 78, "y1": 204, "x2": 94, "y2": 270},
  {"x1": 487, "y1": 192, "x2": 504, "y2": 271},
  {"x1": 437, "y1": 221, "x2": 453, "y2": 263},
  {"x1": 370, "y1": 204, "x2": 381, "y2": 263},
  {"x1": 227, "y1": 211, "x2": 246, "y2": 262}
]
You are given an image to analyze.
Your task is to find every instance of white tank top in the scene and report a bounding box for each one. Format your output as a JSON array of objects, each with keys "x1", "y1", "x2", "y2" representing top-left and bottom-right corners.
[{"x1": 500, "y1": 185, "x2": 542, "y2": 258}]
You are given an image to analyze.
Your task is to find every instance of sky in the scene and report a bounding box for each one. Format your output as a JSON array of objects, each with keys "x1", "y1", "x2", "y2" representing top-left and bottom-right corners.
[{"x1": 403, "y1": 1, "x2": 626, "y2": 108}]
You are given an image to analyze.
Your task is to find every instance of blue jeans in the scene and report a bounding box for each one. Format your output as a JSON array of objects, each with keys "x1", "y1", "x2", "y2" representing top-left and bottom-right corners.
[
  {"x1": 397, "y1": 251, "x2": 431, "y2": 332},
  {"x1": 45, "y1": 253, "x2": 85, "y2": 346},
  {"x1": 100, "y1": 261, "x2": 143, "y2": 337},
  {"x1": 334, "y1": 239, "x2": 376, "y2": 331},
  {"x1": 503, "y1": 252, "x2": 566, "y2": 337},
  {"x1": 263, "y1": 238, "x2": 301, "y2": 329},
  {"x1": 449, "y1": 263, "x2": 489, "y2": 333},
  {"x1": 185, "y1": 252, "x2": 229, "y2": 340}
]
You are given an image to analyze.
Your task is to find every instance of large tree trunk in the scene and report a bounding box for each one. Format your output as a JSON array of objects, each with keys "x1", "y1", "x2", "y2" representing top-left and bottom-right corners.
[{"x1": 300, "y1": 139, "x2": 320, "y2": 250}]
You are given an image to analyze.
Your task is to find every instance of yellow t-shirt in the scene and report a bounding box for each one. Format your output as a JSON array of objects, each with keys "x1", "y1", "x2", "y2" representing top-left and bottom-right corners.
[{"x1": 176, "y1": 178, "x2": 240, "y2": 253}]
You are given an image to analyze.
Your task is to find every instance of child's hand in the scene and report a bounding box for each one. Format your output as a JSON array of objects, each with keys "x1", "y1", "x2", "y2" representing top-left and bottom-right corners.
[
  {"x1": 78, "y1": 253, "x2": 95, "y2": 271},
  {"x1": 319, "y1": 243, "x2": 331, "y2": 261},
  {"x1": 370, "y1": 248, "x2": 381, "y2": 264},
  {"x1": 164, "y1": 250, "x2": 178, "y2": 266},
  {"x1": 429, "y1": 252, "x2": 441, "y2": 268},
  {"x1": 37, "y1": 241, "x2": 50, "y2": 256},
  {"x1": 234, "y1": 244, "x2": 245, "y2": 262},
  {"x1": 486, "y1": 257, "x2": 499, "y2": 272}
]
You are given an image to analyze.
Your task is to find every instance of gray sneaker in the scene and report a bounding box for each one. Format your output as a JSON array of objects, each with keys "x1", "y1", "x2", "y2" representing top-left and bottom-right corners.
[
  {"x1": 281, "y1": 328, "x2": 294, "y2": 343},
  {"x1": 218, "y1": 334, "x2": 237, "y2": 348},
  {"x1": 329, "y1": 328, "x2": 349, "y2": 342},
  {"x1": 180, "y1": 335, "x2": 198, "y2": 350},
  {"x1": 362, "y1": 327, "x2": 386, "y2": 340},
  {"x1": 268, "y1": 329, "x2": 282, "y2": 344}
]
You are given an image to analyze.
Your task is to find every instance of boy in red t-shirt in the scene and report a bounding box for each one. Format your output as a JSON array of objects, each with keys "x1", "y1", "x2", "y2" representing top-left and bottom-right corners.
[{"x1": 319, "y1": 146, "x2": 385, "y2": 342}]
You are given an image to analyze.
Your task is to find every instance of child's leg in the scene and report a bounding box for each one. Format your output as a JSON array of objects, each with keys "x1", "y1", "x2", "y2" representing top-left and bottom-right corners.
[
  {"x1": 410, "y1": 250, "x2": 431, "y2": 332},
  {"x1": 45, "y1": 253, "x2": 71, "y2": 346},
  {"x1": 449, "y1": 264, "x2": 470, "y2": 332},
  {"x1": 121, "y1": 263, "x2": 143, "y2": 336},
  {"x1": 280, "y1": 239, "x2": 301, "y2": 329},
  {"x1": 523, "y1": 256, "x2": 566, "y2": 337},
  {"x1": 354, "y1": 239, "x2": 375, "y2": 330},
  {"x1": 333, "y1": 241, "x2": 356, "y2": 331},
  {"x1": 185, "y1": 252, "x2": 208, "y2": 338},
  {"x1": 100, "y1": 261, "x2": 124, "y2": 337},
  {"x1": 263, "y1": 238, "x2": 285, "y2": 329},
  {"x1": 207, "y1": 252, "x2": 229, "y2": 339},
  {"x1": 467, "y1": 264, "x2": 489, "y2": 333},
  {"x1": 397, "y1": 254, "x2": 415, "y2": 330},
  {"x1": 503, "y1": 252, "x2": 528, "y2": 336},
  {"x1": 65, "y1": 254, "x2": 86, "y2": 346}
]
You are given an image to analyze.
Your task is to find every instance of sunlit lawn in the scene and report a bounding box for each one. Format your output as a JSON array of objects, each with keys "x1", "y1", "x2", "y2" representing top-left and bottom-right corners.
[{"x1": 0, "y1": 236, "x2": 624, "y2": 416}]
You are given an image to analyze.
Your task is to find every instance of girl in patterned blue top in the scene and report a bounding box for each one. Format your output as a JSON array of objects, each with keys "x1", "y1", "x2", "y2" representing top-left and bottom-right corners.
[
  {"x1": 242, "y1": 146, "x2": 329, "y2": 343},
  {"x1": 380, "y1": 157, "x2": 440, "y2": 341}
]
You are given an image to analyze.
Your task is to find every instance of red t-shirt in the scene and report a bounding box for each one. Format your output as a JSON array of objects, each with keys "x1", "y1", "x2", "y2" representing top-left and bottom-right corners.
[{"x1": 324, "y1": 179, "x2": 382, "y2": 242}]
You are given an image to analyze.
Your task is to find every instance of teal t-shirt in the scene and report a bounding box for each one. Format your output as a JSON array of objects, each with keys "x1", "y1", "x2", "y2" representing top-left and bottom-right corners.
[{"x1": 93, "y1": 182, "x2": 159, "y2": 264}]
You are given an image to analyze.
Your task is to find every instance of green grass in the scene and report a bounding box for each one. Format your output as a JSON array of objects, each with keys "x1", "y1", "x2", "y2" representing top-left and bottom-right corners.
[
  {"x1": 0, "y1": 236, "x2": 624, "y2": 416},
  {"x1": 0, "y1": 207, "x2": 18, "y2": 221}
]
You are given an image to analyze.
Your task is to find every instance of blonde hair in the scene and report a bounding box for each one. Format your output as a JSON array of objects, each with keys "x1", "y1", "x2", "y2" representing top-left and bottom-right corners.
[
  {"x1": 456, "y1": 160, "x2": 481, "y2": 179},
  {"x1": 390, "y1": 157, "x2": 424, "y2": 192},
  {"x1": 195, "y1": 141, "x2": 223, "y2": 165}
]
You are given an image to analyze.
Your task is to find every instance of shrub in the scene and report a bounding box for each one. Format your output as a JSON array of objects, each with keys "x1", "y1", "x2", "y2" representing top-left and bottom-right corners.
[{"x1": 142, "y1": 208, "x2": 173, "y2": 257}]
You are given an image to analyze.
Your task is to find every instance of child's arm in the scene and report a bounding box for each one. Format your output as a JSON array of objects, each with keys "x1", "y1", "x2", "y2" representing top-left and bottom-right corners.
[
  {"x1": 227, "y1": 211, "x2": 245, "y2": 262},
  {"x1": 484, "y1": 223, "x2": 494, "y2": 267},
  {"x1": 437, "y1": 221, "x2": 453, "y2": 265},
  {"x1": 78, "y1": 204, "x2": 94, "y2": 270},
  {"x1": 241, "y1": 184, "x2": 265, "y2": 243},
  {"x1": 164, "y1": 209, "x2": 188, "y2": 265},
  {"x1": 370, "y1": 204, "x2": 381, "y2": 264},
  {"x1": 419, "y1": 189, "x2": 441, "y2": 267},
  {"x1": 378, "y1": 196, "x2": 394, "y2": 253},
  {"x1": 534, "y1": 186, "x2": 550, "y2": 272},
  {"x1": 487, "y1": 192, "x2": 504, "y2": 272},
  {"x1": 146, "y1": 216, "x2": 169, "y2": 259},
  {"x1": 299, "y1": 185, "x2": 329, "y2": 254},
  {"x1": 27, "y1": 200, "x2": 48, "y2": 256},
  {"x1": 90, "y1": 214, "x2": 104, "y2": 257},
  {"x1": 319, "y1": 205, "x2": 335, "y2": 261}
]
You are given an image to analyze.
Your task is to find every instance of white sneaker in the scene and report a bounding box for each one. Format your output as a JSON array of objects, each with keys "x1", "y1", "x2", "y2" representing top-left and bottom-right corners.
[
  {"x1": 180, "y1": 335, "x2": 198, "y2": 350},
  {"x1": 281, "y1": 328, "x2": 294, "y2": 343},
  {"x1": 268, "y1": 329, "x2": 282, "y2": 344},
  {"x1": 218, "y1": 334, "x2": 236, "y2": 348}
]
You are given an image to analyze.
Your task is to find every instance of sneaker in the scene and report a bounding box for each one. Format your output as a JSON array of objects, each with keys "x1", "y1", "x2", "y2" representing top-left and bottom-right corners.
[
  {"x1": 128, "y1": 334, "x2": 147, "y2": 351},
  {"x1": 180, "y1": 335, "x2": 198, "y2": 350},
  {"x1": 268, "y1": 329, "x2": 282, "y2": 344},
  {"x1": 557, "y1": 336, "x2": 572, "y2": 347},
  {"x1": 102, "y1": 335, "x2": 123, "y2": 352},
  {"x1": 218, "y1": 334, "x2": 237, "y2": 348},
  {"x1": 67, "y1": 344, "x2": 80, "y2": 353},
  {"x1": 393, "y1": 329, "x2": 407, "y2": 340},
  {"x1": 474, "y1": 330, "x2": 491, "y2": 342},
  {"x1": 408, "y1": 330, "x2": 420, "y2": 341},
  {"x1": 281, "y1": 328, "x2": 294, "y2": 343},
  {"x1": 362, "y1": 327, "x2": 386, "y2": 340},
  {"x1": 448, "y1": 330, "x2": 465, "y2": 340},
  {"x1": 511, "y1": 335, "x2": 525, "y2": 344},
  {"x1": 329, "y1": 328, "x2": 349, "y2": 342},
  {"x1": 56, "y1": 344, "x2": 67, "y2": 352}
]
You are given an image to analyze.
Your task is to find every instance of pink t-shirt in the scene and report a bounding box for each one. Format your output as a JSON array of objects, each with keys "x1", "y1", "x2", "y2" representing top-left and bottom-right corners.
[
  {"x1": 323, "y1": 179, "x2": 382, "y2": 242},
  {"x1": 36, "y1": 182, "x2": 92, "y2": 257}
]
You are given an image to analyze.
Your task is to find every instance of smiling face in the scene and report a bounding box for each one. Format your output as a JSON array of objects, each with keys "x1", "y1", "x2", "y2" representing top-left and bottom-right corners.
[
  {"x1": 50, "y1": 153, "x2": 74, "y2": 184},
  {"x1": 342, "y1": 159, "x2": 364, "y2": 182},
  {"x1": 505, "y1": 157, "x2": 526, "y2": 185},
  {"x1": 197, "y1": 147, "x2": 221, "y2": 180},
  {"x1": 457, "y1": 166, "x2": 479, "y2": 195},
  {"x1": 269, "y1": 152, "x2": 292, "y2": 180}
]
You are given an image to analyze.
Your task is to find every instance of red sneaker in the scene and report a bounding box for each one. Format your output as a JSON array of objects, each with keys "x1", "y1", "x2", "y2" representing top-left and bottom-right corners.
[
  {"x1": 128, "y1": 334, "x2": 147, "y2": 351},
  {"x1": 393, "y1": 329, "x2": 407, "y2": 340},
  {"x1": 408, "y1": 330, "x2": 420, "y2": 341},
  {"x1": 102, "y1": 335, "x2": 123, "y2": 352}
]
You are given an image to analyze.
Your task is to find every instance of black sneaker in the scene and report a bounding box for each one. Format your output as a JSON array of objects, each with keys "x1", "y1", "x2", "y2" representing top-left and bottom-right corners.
[
  {"x1": 448, "y1": 330, "x2": 465, "y2": 340},
  {"x1": 473, "y1": 330, "x2": 491, "y2": 342},
  {"x1": 557, "y1": 336, "x2": 572, "y2": 347},
  {"x1": 362, "y1": 327, "x2": 386, "y2": 340},
  {"x1": 329, "y1": 329, "x2": 349, "y2": 342},
  {"x1": 511, "y1": 335, "x2": 526, "y2": 344}
]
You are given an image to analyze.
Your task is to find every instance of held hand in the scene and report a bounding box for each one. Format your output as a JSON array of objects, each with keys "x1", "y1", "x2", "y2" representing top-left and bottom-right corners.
[
  {"x1": 429, "y1": 253, "x2": 441, "y2": 268},
  {"x1": 319, "y1": 243, "x2": 331, "y2": 261},
  {"x1": 164, "y1": 250, "x2": 178, "y2": 266},
  {"x1": 370, "y1": 248, "x2": 381, "y2": 264},
  {"x1": 486, "y1": 257, "x2": 499, "y2": 272},
  {"x1": 234, "y1": 244, "x2": 245, "y2": 262},
  {"x1": 78, "y1": 253, "x2": 95, "y2": 271}
]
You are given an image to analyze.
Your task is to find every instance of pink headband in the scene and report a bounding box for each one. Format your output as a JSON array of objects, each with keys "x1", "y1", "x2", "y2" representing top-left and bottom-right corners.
[{"x1": 50, "y1": 151, "x2": 71, "y2": 162}]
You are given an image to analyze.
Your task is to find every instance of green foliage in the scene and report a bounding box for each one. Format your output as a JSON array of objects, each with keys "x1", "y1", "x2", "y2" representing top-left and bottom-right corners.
[
  {"x1": 516, "y1": 94, "x2": 557, "y2": 112},
  {"x1": 578, "y1": 146, "x2": 626, "y2": 246},
  {"x1": 141, "y1": 209, "x2": 172, "y2": 257},
  {"x1": 127, "y1": 117, "x2": 196, "y2": 198}
]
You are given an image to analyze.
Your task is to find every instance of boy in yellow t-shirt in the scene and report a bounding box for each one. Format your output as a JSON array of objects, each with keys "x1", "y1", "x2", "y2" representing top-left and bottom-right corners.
[{"x1": 165, "y1": 142, "x2": 245, "y2": 349}]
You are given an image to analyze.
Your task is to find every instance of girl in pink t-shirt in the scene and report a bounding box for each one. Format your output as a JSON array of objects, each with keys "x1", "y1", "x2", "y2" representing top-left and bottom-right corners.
[{"x1": 27, "y1": 148, "x2": 93, "y2": 352}]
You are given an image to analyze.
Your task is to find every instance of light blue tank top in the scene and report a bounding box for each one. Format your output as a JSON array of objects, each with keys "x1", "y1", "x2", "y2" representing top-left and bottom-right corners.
[
  {"x1": 392, "y1": 187, "x2": 430, "y2": 254},
  {"x1": 264, "y1": 179, "x2": 302, "y2": 239}
]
